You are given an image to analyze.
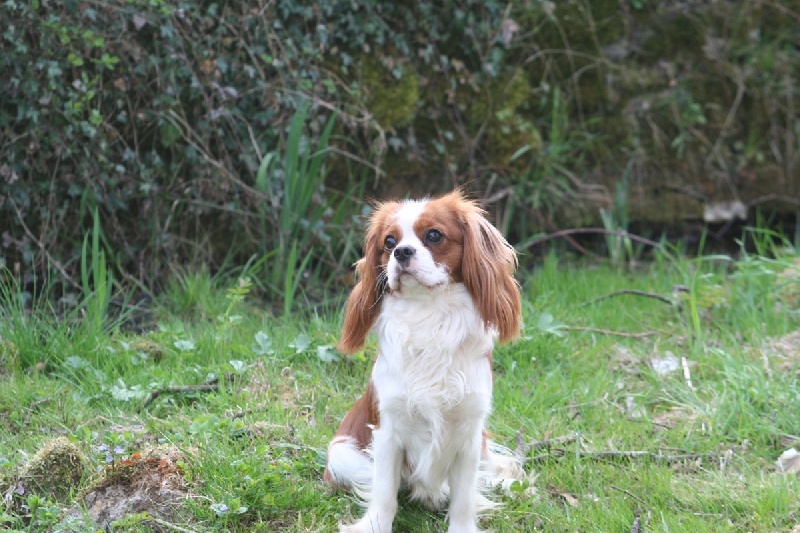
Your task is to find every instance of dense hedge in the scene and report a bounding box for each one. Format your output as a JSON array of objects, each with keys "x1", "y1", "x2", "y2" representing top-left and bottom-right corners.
[
  {"x1": 1, "y1": 0, "x2": 798, "y2": 299},
  {"x1": 1, "y1": 0, "x2": 357, "y2": 297}
]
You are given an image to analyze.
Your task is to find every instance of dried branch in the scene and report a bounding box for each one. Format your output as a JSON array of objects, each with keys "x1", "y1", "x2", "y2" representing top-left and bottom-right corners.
[
  {"x1": 748, "y1": 194, "x2": 800, "y2": 208},
  {"x1": 516, "y1": 432, "x2": 581, "y2": 460},
  {"x1": 518, "y1": 227, "x2": 668, "y2": 255},
  {"x1": 610, "y1": 485, "x2": 647, "y2": 507},
  {"x1": 528, "y1": 446, "x2": 713, "y2": 465},
  {"x1": 579, "y1": 450, "x2": 710, "y2": 462},
  {"x1": 581, "y1": 289, "x2": 676, "y2": 307},
  {"x1": 140, "y1": 375, "x2": 233, "y2": 409},
  {"x1": 8, "y1": 199, "x2": 82, "y2": 292},
  {"x1": 565, "y1": 326, "x2": 659, "y2": 339},
  {"x1": 151, "y1": 518, "x2": 198, "y2": 533}
]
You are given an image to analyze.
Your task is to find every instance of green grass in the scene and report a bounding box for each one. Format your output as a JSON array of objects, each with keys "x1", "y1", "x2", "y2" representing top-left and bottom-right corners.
[{"x1": 1, "y1": 246, "x2": 799, "y2": 532}]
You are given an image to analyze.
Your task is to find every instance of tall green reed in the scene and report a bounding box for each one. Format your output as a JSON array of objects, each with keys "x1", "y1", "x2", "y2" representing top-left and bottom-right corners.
[{"x1": 254, "y1": 102, "x2": 336, "y2": 316}]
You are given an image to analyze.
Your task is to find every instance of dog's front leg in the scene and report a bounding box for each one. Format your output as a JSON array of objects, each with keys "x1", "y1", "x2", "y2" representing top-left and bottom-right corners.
[
  {"x1": 446, "y1": 437, "x2": 482, "y2": 533},
  {"x1": 341, "y1": 425, "x2": 402, "y2": 533}
]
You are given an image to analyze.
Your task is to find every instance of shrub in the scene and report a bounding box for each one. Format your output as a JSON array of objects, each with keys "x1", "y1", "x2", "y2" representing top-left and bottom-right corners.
[
  {"x1": 1, "y1": 0, "x2": 797, "y2": 304},
  {"x1": 0, "y1": 0, "x2": 355, "y2": 305}
]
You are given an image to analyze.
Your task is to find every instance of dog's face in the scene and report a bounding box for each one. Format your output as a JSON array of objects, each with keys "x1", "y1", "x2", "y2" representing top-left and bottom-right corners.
[
  {"x1": 337, "y1": 190, "x2": 522, "y2": 353},
  {"x1": 377, "y1": 196, "x2": 466, "y2": 292}
]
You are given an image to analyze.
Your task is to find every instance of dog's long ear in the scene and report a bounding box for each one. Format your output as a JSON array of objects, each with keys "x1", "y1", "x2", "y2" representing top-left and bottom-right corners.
[
  {"x1": 337, "y1": 204, "x2": 395, "y2": 354},
  {"x1": 462, "y1": 208, "x2": 522, "y2": 343}
]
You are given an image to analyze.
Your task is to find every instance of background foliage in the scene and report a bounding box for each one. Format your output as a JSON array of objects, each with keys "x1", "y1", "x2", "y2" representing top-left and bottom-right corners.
[{"x1": 1, "y1": 0, "x2": 798, "y2": 304}]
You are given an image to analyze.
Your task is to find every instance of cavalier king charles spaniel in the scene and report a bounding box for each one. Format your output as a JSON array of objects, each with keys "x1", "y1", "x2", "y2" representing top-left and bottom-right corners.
[{"x1": 324, "y1": 190, "x2": 523, "y2": 533}]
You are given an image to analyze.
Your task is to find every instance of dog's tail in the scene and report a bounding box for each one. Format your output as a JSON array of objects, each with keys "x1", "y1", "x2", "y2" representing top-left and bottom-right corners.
[
  {"x1": 480, "y1": 440, "x2": 524, "y2": 494},
  {"x1": 323, "y1": 436, "x2": 373, "y2": 490}
]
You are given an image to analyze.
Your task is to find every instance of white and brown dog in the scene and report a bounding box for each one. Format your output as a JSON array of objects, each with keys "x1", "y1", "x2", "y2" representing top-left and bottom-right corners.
[{"x1": 324, "y1": 190, "x2": 523, "y2": 533}]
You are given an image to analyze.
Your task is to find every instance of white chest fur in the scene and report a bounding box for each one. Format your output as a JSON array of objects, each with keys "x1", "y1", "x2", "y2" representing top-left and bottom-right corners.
[
  {"x1": 373, "y1": 284, "x2": 493, "y2": 406},
  {"x1": 370, "y1": 284, "x2": 494, "y2": 499}
]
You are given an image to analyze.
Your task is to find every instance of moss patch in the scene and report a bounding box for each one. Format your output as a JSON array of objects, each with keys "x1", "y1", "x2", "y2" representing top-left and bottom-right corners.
[
  {"x1": 360, "y1": 57, "x2": 419, "y2": 129},
  {"x1": 15, "y1": 437, "x2": 88, "y2": 502},
  {"x1": 466, "y1": 69, "x2": 532, "y2": 125},
  {"x1": 486, "y1": 116, "x2": 543, "y2": 168}
]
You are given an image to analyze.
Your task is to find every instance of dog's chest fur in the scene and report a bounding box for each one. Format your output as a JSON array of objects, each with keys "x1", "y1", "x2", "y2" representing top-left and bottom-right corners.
[
  {"x1": 374, "y1": 284, "x2": 493, "y2": 404},
  {"x1": 370, "y1": 284, "x2": 494, "y2": 496}
]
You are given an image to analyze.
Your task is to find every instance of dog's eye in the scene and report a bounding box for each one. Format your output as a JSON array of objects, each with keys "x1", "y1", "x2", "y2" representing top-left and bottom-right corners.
[
  {"x1": 384, "y1": 235, "x2": 397, "y2": 251},
  {"x1": 425, "y1": 229, "x2": 443, "y2": 244}
]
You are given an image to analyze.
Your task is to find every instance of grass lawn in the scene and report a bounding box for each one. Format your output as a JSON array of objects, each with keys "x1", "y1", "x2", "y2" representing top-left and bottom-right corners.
[{"x1": 1, "y1": 245, "x2": 799, "y2": 532}]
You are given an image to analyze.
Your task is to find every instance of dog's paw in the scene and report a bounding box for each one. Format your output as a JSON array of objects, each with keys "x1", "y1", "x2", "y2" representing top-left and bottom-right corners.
[
  {"x1": 339, "y1": 515, "x2": 392, "y2": 533},
  {"x1": 446, "y1": 522, "x2": 481, "y2": 533}
]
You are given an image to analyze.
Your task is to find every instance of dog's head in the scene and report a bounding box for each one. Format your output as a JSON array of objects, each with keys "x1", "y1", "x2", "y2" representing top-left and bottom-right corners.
[{"x1": 338, "y1": 190, "x2": 521, "y2": 353}]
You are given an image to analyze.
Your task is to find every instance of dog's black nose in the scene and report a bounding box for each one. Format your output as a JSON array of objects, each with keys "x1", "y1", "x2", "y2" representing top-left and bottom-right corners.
[{"x1": 393, "y1": 245, "x2": 416, "y2": 265}]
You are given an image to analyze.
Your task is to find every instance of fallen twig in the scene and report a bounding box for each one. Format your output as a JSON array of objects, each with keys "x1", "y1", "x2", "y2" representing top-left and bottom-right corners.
[
  {"x1": 530, "y1": 450, "x2": 561, "y2": 463},
  {"x1": 516, "y1": 432, "x2": 581, "y2": 460},
  {"x1": 141, "y1": 377, "x2": 225, "y2": 409},
  {"x1": 529, "y1": 448, "x2": 713, "y2": 465},
  {"x1": 151, "y1": 518, "x2": 198, "y2": 533},
  {"x1": 610, "y1": 485, "x2": 647, "y2": 507},
  {"x1": 565, "y1": 326, "x2": 659, "y2": 339},
  {"x1": 528, "y1": 432, "x2": 581, "y2": 450},
  {"x1": 581, "y1": 289, "x2": 676, "y2": 307},
  {"x1": 578, "y1": 450, "x2": 710, "y2": 463},
  {"x1": 228, "y1": 408, "x2": 254, "y2": 420},
  {"x1": 546, "y1": 482, "x2": 579, "y2": 507},
  {"x1": 519, "y1": 227, "x2": 668, "y2": 255}
]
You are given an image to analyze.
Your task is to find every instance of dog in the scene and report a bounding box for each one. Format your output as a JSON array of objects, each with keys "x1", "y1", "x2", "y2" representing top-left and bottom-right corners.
[{"x1": 324, "y1": 190, "x2": 523, "y2": 533}]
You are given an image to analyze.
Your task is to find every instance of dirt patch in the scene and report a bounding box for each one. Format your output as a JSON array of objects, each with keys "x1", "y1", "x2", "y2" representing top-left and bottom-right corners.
[
  {"x1": 775, "y1": 258, "x2": 800, "y2": 308},
  {"x1": 64, "y1": 445, "x2": 194, "y2": 529},
  {"x1": 763, "y1": 330, "x2": 800, "y2": 358},
  {"x1": 760, "y1": 330, "x2": 800, "y2": 374}
]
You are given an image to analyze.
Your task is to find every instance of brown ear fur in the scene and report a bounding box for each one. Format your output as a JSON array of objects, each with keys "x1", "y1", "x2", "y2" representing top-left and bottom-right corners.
[
  {"x1": 337, "y1": 202, "x2": 397, "y2": 353},
  {"x1": 461, "y1": 207, "x2": 522, "y2": 343}
]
